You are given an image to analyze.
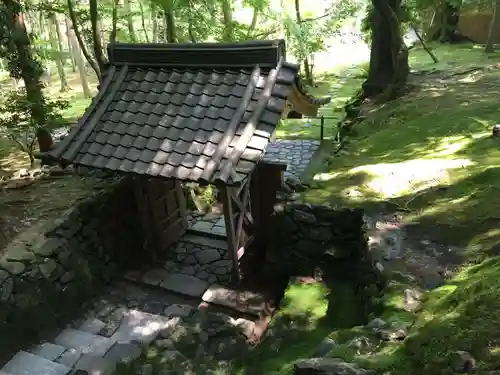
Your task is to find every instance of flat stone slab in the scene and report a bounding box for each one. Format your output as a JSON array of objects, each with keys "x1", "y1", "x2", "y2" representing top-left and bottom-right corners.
[
  {"x1": 202, "y1": 284, "x2": 267, "y2": 316},
  {"x1": 182, "y1": 234, "x2": 228, "y2": 250},
  {"x1": 56, "y1": 349, "x2": 82, "y2": 368},
  {"x1": 104, "y1": 342, "x2": 142, "y2": 364},
  {"x1": 54, "y1": 328, "x2": 115, "y2": 356},
  {"x1": 30, "y1": 343, "x2": 66, "y2": 361},
  {"x1": 78, "y1": 317, "x2": 106, "y2": 335},
  {"x1": 74, "y1": 354, "x2": 116, "y2": 375},
  {"x1": 159, "y1": 273, "x2": 209, "y2": 298},
  {"x1": 110, "y1": 309, "x2": 169, "y2": 345},
  {"x1": 2, "y1": 351, "x2": 71, "y2": 375}
]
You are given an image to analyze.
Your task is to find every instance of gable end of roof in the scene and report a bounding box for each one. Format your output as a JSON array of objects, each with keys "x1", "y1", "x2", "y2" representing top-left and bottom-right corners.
[{"x1": 107, "y1": 40, "x2": 286, "y2": 68}]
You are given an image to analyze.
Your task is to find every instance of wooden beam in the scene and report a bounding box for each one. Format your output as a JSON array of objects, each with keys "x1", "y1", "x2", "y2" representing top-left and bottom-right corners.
[
  {"x1": 235, "y1": 178, "x2": 251, "y2": 250},
  {"x1": 220, "y1": 185, "x2": 240, "y2": 282}
]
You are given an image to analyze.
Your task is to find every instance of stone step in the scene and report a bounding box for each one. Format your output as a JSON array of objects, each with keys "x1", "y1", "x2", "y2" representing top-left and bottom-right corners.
[
  {"x1": 73, "y1": 353, "x2": 116, "y2": 375},
  {"x1": 29, "y1": 342, "x2": 66, "y2": 361},
  {"x1": 182, "y1": 233, "x2": 228, "y2": 249},
  {"x1": 1, "y1": 351, "x2": 71, "y2": 375},
  {"x1": 110, "y1": 309, "x2": 171, "y2": 345},
  {"x1": 196, "y1": 306, "x2": 257, "y2": 339},
  {"x1": 53, "y1": 328, "x2": 115, "y2": 357},
  {"x1": 157, "y1": 273, "x2": 209, "y2": 298},
  {"x1": 78, "y1": 317, "x2": 107, "y2": 335},
  {"x1": 201, "y1": 284, "x2": 267, "y2": 317}
]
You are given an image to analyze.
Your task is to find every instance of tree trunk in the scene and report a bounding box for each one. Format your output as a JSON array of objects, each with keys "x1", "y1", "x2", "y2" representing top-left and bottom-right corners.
[
  {"x1": 67, "y1": 0, "x2": 101, "y2": 79},
  {"x1": 246, "y1": 7, "x2": 259, "y2": 39},
  {"x1": 428, "y1": 0, "x2": 466, "y2": 43},
  {"x1": 486, "y1": 0, "x2": 500, "y2": 52},
  {"x1": 221, "y1": 0, "x2": 234, "y2": 42},
  {"x1": 152, "y1": 2, "x2": 158, "y2": 43},
  {"x1": 67, "y1": 18, "x2": 93, "y2": 98},
  {"x1": 363, "y1": 0, "x2": 409, "y2": 100},
  {"x1": 124, "y1": 0, "x2": 138, "y2": 42},
  {"x1": 139, "y1": 1, "x2": 150, "y2": 42},
  {"x1": 294, "y1": 0, "x2": 312, "y2": 85},
  {"x1": 110, "y1": 0, "x2": 119, "y2": 44},
  {"x1": 187, "y1": 0, "x2": 196, "y2": 42},
  {"x1": 3, "y1": 1, "x2": 53, "y2": 152},
  {"x1": 53, "y1": 14, "x2": 66, "y2": 66},
  {"x1": 89, "y1": 0, "x2": 108, "y2": 75},
  {"x1": 64, "y1": 17, "x2": 77, "y2": 72},
  {"x1": 48, "y1": 15, "x2": 69, "y2": 92},
  {"x1": 163, "y1": 0, "x2": 177, "y2": 43}
]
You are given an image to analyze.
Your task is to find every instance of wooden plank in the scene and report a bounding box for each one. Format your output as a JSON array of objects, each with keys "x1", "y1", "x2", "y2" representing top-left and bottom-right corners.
[
  {"x1": 220, "y1": 185, "x2": 240, "y2": 282},
  {"x1": 175, "y1": 180, "x2": 188, "y2": 229}
]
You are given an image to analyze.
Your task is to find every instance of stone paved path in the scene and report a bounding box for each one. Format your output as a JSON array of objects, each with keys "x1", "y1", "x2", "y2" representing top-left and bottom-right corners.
[
  {"x1": 1, "y1": 274, "x2": 262, "y2": 375},
  {"x1": 262, "y1": 139, "x2": 320, "y2": 179}
]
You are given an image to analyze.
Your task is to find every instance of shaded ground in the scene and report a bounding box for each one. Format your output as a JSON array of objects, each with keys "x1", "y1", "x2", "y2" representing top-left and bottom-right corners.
[{"x1": 0, "y1": 68, "x2": 100, "y2": 253}]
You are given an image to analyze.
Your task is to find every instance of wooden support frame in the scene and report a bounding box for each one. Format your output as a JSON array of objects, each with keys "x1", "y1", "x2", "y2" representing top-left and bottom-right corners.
[{"x1": 220, "y1": 176, "x2": 255, "y2": 283}]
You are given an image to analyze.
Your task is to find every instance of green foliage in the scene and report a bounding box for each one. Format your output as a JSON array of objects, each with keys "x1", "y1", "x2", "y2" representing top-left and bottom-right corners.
[{"x1": 0, "y1": 88, "x2": 69, "y2": 160}]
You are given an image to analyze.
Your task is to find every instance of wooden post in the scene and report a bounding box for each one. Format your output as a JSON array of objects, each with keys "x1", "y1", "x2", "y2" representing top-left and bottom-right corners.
[
  {"x1": 320, "y1": 115, "x2": 324, "y2": 143},
  {"x1": 220, "y1": 185, "x2": 240, "y2": 283}
]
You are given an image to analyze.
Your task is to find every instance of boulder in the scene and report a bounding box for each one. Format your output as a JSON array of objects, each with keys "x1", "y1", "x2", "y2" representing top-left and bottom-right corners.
[{"x1": 294, "y1": 358, "x2": 376, "y2": 375}]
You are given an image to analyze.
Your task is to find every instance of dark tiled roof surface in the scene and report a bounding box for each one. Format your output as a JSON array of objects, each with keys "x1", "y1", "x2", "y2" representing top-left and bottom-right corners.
[
  {"x1": 50, "y1": 41, "x2": 329, "y2": 185},
  {"x1": 52, "y1": 61, "x2": 297, "y2": 184}
]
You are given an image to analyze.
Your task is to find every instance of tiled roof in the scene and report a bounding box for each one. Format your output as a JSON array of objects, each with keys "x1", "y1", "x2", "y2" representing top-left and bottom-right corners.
[{"x1": 49, "y1": 40, "x2": 326, "y2": 185}]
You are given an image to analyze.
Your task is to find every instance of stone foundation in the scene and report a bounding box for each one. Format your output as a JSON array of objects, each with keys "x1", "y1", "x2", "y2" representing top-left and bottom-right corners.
[
  {"x1": 0, "y1": 177, "x2": 143, "y2": 363},
  {"x1": 265, "y1": 203, "x2": 385, "y2": 319}
]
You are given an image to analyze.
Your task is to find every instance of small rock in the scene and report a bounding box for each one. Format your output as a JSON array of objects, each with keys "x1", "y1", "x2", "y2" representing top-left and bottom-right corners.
[
  {"x1": 313, "y1": 338, "x2": 337, "y2": 357},
  {"x1": 13, "y1": 168, "x2": 29, "y2": 178},
  {"x1": 60, "y1": 271, "x2": 75, "y2": 284},
  {"x1": 156, "y1": 339, "x2": 175, "y2": 349},
  {"x1": 294, "y1": 358, "x2": 375, "y2": 375},
  {"x1": 452, "y1": 351, "x2": 476, "y2": 373},
  {"x1": 161, "y1": 350, "x2": 185, "y2": 363},
  {"x1": 293, "y1": 209, "x2": 316, "y2": 224},
  {"x1": 379, "y1": 327, "x2": 407, "y2": 341},
  {"x1": 366, "y1": 318, "x2": 386, "y2": 330},
  {"x1": 39, "y1": 258, "x2": 58, "y2": 279},
  {"x1": 0, "y1": 269, "x2": 9, "y2": 283},
  {"x1": 1, "y1": 261, "x2": 25, "y2": 275},
  {"x1": 347, "y1": 336, "x2": 372, "y2": 353},
  {"x1": 491, "y1": 124, "x2": 500, "y2": 137},
  {"x1": 0, "y1": 276, "x2": 13, "y2": 302},
  {"x1": 199, "y1": 331, "x2": 209, "y2": 343},
  {"x1": 139, "y1": 363, "x2": 153, "y2": 375},
  {"x1": 404, "y1": 288, "x2": 422, "y2": 311},
  {"x1": 375, "y1": 262, "x2": 384, "y2": 273}
]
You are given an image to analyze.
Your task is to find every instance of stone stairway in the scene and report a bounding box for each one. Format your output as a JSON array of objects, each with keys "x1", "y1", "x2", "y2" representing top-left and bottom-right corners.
[{"x1": 0, "y1": 272, "x2": 271, "y2": 375}]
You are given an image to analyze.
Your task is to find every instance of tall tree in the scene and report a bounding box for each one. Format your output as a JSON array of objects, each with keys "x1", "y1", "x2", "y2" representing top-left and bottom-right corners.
[
  {"x1": 89, "y1": 0, "x2": 108, "y2": 75},
  {"x1": 48, "y1": 13, "x2": 69, "y2": 92},
  {"x1": 0, "y1": 0, "x2": 54, "y2": 152},
  {"x1": 485, "y1": 0, "x2": 500, "y2": 52},
  {"x1": 66, "y1": 16, "x2": 92, "y2": 97},
  {"x1": 67, "y1": 0, "x2": 101, "y2": 79},
  {"x1": 221, "y1": 0, "x2": 234, "y2": 41},
  {"x1": 363, "y1": 0, "x2": 409, "y2": 100},
  {"x1": 124, "y1": 0, "x2": 138, "y2": 42}
]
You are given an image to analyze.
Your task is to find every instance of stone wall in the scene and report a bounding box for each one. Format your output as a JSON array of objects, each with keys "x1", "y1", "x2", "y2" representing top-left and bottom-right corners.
[
  {"x1": 0, "y1": 176, "x2": 143, "y2": 363},
  {"x1": 264, "y1": 203, "x2": 385, "y2": 319}
]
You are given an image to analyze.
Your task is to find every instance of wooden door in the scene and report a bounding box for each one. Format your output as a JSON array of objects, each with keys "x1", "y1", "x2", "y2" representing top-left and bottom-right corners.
[{"x1": 135, "y1": 177, "x2": 188, "y2": 255}]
